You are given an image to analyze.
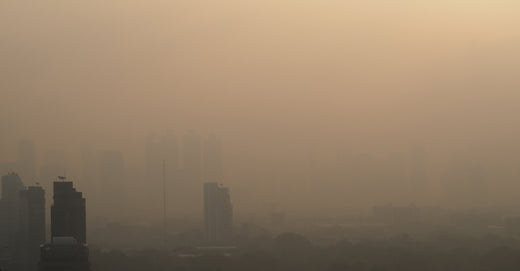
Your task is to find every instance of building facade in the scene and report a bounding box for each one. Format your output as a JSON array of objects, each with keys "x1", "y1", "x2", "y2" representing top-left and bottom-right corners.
[
  {"x1": 51, "y1": 181, "x2": 86, "y2": 244},
  {"x1": 203, "y1": 182, "x2": 233, "y2": 243}
]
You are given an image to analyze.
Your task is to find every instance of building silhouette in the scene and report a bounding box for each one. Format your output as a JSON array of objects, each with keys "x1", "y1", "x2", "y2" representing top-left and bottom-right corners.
[
  {"x1": 203, "y1": 182, "x2": 233, "y2": 243},
  {"x1": 20, "y1": 186, "x2": 46, "y2": 271},
  {"x1": 39, "y1": 150, "x2": 67, "y2": 217},
  {"x1": 20, "y1": 186, "x2": 46, "y2": 246},
  {"x1": 51, "y1": 181, "x2": 86, "y2": 244},
  {"x1": 39, "y1": 179, "x2": 89, "y2": 271},
  {"x1": 1, "y1": 173, "x2": 25, "y2": 249},
  {"x1": 0, "y1": 173, "x2": 46, "y2": 271},
  {"x1": 0, "y1": 173, "x2": 25, "y2": 270}
]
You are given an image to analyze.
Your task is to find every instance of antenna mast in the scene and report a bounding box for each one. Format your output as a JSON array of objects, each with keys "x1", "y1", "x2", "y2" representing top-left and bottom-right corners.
[{"x1": 162, "y1": 160, "x2": 167, "y2": 249}]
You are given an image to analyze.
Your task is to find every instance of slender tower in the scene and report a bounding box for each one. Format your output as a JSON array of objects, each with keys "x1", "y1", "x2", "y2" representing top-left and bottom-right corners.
[{"x1": 162, "y1": 160, "x2": 167, "y2": 249}]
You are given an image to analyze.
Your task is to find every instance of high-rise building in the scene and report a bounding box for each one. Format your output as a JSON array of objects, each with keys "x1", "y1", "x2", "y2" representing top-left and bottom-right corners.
[
  {"x1": 1, "y1": 173, "x2": 25, "y2": 249},
  {"x1": 203, "y1": 134, "x2": 223, "y2": 182},
  {"x1": 51, "y1": 181, "x2": 86, "y2": 244},
  {"x1": 20, "y1": 186, "x2": 46, "y2": 246},
  {"x1": 39, "y1": 150, "x2": 67, "y2": 217},
  {"x1": 20, "y1": 186, "x2": 46, "y2": 271},
  {"x1": 0, "y1": 172, "x2": 25, "y2": 270},
  {"x1": 40, "y1": 179, "x2": 89, "y2": 271},
  {"x1": 203, "y1": 182, "x2": 233, "y2": 243},
  {"x1": 0, "y1": 173, "x2": 46, "y2": 271}
]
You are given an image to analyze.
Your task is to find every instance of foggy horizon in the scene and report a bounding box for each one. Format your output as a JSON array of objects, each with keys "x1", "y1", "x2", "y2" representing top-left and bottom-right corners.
[{"x1": 3, "y1": 1, "x2": 520, "y2": 270}]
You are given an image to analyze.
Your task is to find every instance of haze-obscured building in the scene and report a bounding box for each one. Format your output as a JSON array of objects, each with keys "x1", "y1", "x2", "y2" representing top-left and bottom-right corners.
[{"x1": 204, "y1": 182, "x2": 233, "y2": 243}]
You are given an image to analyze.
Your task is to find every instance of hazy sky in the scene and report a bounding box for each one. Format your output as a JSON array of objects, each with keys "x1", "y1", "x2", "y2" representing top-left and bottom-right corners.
[{"x1": 2, "y1": 1, "x2": 520, "y2": 217}]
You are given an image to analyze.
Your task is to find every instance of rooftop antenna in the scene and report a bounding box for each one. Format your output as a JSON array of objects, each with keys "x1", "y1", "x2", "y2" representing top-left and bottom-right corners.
[{"x1": 162, "y1": 160, "x2": 167, "y2": 250}]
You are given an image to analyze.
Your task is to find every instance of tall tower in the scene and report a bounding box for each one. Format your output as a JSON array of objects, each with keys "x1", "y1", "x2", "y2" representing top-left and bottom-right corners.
[
  {"x1": 1, "y1": 173, "x2": 25, "y2": 249},
  {"x1": 40, "y1": 179, "x2": 89, "y2": 271},
  {"x1": 20, "y1": 186, "x2": 45, "y2": 271},
  {"x1": 20, "y1": 186, "x2": 46, "y2": 246},
  {"x1": 51, "y1": 181, "x2": 86, "y2": 244},
  {"x1": 203, "y1": 182, "x2": 233, "y2": 243}
]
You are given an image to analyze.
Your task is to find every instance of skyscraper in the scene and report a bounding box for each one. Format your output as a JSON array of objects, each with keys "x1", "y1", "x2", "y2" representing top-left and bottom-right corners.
[
  {"x1": 203, "y1": 182, "x2": 233, "y2": 243},
  {"x1": 51, "y1": 181, "x2": 86, "y2": 244},
  {"x1": 20, "y1": 186, "x2": 46, "y2": 271},
  {"x1": 40, "y1": 179, "x2": 89, "y2": 271},
  {"x1": 203, "y1": 134, "x2": 223, "y2": 182},
  {"x1": 1, "y1": 173, "x2": 25, "y2": 249},
  {"x1": 20, "y1": 186, "x2": 46, "y2": 246}
]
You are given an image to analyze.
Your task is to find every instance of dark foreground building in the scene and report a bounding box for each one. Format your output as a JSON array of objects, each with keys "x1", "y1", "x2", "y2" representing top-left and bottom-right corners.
[
  {"x1": 20, "y1": 186, "x2": 46, "y2": 271},
  {"x1": 39, "y1": 179, "x2": 90, "y2": 271}
]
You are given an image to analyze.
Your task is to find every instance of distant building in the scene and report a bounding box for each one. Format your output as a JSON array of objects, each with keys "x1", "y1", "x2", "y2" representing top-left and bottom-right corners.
[
  {"x1": 204, "y1": 183, "x2": 233, "y2": 243},
  {"x1": 51, "y1": 181, "x2": 86, "y2": 244}
]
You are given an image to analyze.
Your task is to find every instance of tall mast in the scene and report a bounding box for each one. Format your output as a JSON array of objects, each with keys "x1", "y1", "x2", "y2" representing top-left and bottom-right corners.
[{"x1": 162, "y1": 160, "x2": 167, "y2": 249}]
